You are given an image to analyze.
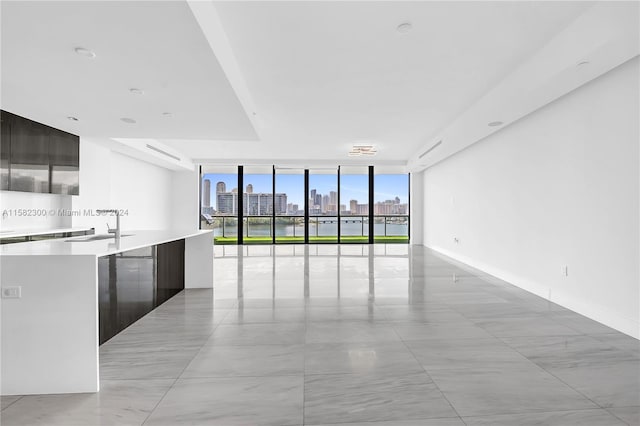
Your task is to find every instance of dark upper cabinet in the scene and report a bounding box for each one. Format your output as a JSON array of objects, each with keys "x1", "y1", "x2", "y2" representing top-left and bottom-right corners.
[
  {"x1": 0, "y1": 110, "x2": 79, "y2": 194},
  {"x1": 0, "y1": 112, "x2": 9, "y2": 190},
  {"x1": 49, "y1": 128, "x2": 80, "y2": 195},
  {"x1": 49, "y1": 128, "x2": 79, "y2": 166},
  {"x1": 9, "y1": 114, "x2": 49, "y2": 164},
  {"x1": 7, "y1": 112, "x2": 50, "y2": 193}
]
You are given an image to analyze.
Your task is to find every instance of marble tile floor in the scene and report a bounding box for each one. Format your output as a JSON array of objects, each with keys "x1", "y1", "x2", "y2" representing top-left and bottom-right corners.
[{"x1": 1, "y1": 244, "x2": 638, "y2": 425}]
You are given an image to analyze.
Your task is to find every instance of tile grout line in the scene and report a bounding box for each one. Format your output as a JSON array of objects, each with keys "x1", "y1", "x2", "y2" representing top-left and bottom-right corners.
[
  {"x1": 302, "y1": 299, "x2": 308, "y2": 426},
  {"x1": 380, "y1": 302, "x2": 468, "y2": 425},
  {"x1": 448, "y1": 302, "x2": 613, "y2": 414},
  {"x1": 139, "y1": 299, "x2": 230, "y2": 426},
  {"x1": 497, "y1": 334, "x2": 609, "y2": 413},
  {"x1": 603, "y1": 406, "x2": 637, "y2": 426},
  {"x1": 460, "y1": 406, "x2": 635, "y2": 423},
  {"x1": 0, "y1": 396, "x2": 24, "y2": 413}
]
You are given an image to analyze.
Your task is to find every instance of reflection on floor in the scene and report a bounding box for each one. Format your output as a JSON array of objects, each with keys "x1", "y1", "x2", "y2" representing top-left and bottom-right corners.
[{"x1": 1, "y1": 245, "x2": 638, "y2": 425}]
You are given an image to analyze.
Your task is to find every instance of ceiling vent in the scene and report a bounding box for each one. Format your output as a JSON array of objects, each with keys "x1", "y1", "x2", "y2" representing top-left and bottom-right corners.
[
  {"x1": 418, "y1": 140, "x2": 442, "y2": 159},
  {"x1": 348, "y1": 144, "x2": 377, "y2": 157},
  {"x1": 146, "y1": 144, "x2": 181, "y2": 161}
]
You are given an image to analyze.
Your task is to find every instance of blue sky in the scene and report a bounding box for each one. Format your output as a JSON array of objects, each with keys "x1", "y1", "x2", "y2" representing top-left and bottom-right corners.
[{"x1": 203, "y1": 172, "x2": 408, "y2": 206}]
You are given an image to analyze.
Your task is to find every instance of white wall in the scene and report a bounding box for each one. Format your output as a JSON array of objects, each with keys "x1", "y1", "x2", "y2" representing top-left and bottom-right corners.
[
  {"x1": 423, "y1": 57, "x2": 639, "y2": 338},
  {"x1": 70, "y1": 140, "x2": 110, "y2": 231},
  {"x1": 171, "y1": 169, "x2": 200, "y2": 230},
  {"x1": 0, "y1": 190, "x2": 72, "y2": 230},
  {"x1": 108, "y1": 151, "x2": 173, "y2": 230},
  {"x1": 410, "y1": 171, "x2": 424, "y2": 245},
  {"x1": 72, "y1": 139, "x2": 174, "y2": 233},
  {"x1": 2, "y1": 138, "x2": 193, "y2": 234}
]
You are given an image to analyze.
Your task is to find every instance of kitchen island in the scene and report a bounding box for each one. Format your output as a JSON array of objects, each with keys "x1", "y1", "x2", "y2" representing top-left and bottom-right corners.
[{"x1": 0, "y1": 229, "x2": 213, "y2": 396}]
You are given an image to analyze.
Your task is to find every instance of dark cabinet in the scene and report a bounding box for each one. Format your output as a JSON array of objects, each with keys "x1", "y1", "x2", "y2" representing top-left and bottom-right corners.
[
  {"x1": 1, "y1": 112, "x2": 9, "y2": 190},
  {"x1": 157, "y1": 239, "x2": 186, "y2": 303},
  {"x1": 0, "y1": 110, "x2": 79, "y2": 195},
  {"x1": 49, "y1": 128, "x2": 80, "y2": 195},
  {"x1": 98, "y1": 240, "x2": 186, "y2": 345}
]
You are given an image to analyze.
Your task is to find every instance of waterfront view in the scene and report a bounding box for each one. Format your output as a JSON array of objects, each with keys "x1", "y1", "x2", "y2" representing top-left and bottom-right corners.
[{"x1": 200, "y1": 170, "x2": 409, "y2": 244}]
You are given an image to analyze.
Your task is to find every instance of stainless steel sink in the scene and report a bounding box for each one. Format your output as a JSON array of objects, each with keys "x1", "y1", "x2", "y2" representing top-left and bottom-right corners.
[{"x1": 65, "y1": 234, "x2": 133, "y2": 242}]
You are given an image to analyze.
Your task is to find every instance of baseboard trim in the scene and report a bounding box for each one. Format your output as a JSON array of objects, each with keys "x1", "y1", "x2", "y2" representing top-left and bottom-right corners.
[{"x1": 427, "y1": 245, "x2": 639, "y2": 340}]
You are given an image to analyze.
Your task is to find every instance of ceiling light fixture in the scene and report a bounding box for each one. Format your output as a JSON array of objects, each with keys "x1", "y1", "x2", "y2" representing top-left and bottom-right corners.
[
  {"x1": 129, "y1": 88, "x2": 144, "y2": 95},
  {"x1": 488, "y1": 121, "x2": 504, "y2": 127},
  {"x1": 67, "y1": 116, "x2": 79, "y2": 122},
  {"x1": 74, "y1": 47, "x2": 96, "y2": 58},
  {"x1": 397, "y1": 22, "x2": 412, "y2": 33},
  {"x1": 162, "y1": 112, "x2": 173, "y2": 118},
  {"x1": 120, "y1": 118, "x2": 136, "y2": 124},
  {"x1": 349, "y1": 144, "x2": 378, "y2": 157}
]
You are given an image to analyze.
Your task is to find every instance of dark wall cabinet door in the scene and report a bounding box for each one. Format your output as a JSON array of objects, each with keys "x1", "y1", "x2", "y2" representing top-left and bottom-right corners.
[
  {"x1": 7, "y1": 113, "x2": 50, "y2": 193},
  {"x1": 0, "y1": 110, "x2": 79, "y2": 194},
  {"x1": 9, "y1": 114, "x2": 49, "y2": 164},
  {"x1": 0, "y1": 112, "x2": 9, "y2": 190},
  {"x1": 49, "y1": 128, "x2": 80, "y2": 195}
]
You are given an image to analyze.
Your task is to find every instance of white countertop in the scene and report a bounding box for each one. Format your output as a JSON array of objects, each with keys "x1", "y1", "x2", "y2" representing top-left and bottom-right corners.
[
  {"x1": 0, "y1": 227, "x2": 94, "y2": 238},
  {"x1": 0, "y1": 229, "x2": 213, "y2": 257}
]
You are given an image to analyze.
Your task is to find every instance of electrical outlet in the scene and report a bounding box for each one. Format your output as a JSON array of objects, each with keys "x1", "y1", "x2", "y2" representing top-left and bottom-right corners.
[
  {"x1": 561, "y1": 266, "x2": 569, "y2": 277},
  {"x1": 2, "y1": 286, "x2": 21, "y2": 298}
]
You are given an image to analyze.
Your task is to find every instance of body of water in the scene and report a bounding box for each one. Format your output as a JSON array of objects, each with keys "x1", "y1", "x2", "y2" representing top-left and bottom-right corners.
[{"x1": 206, "y1": 220, "x2": 408, "y2": 237}]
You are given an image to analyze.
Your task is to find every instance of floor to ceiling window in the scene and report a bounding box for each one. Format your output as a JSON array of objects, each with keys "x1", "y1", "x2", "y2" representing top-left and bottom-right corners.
[
  {"x1": 374, "y1": 170, "x2": 409, "y2": 243},
  {"x1": 201, "y1": 166, "x2": 239, "y2": 244},
  {"x1": 201, "y1": 165, "x2": 409, "y2": 245},
  {"x1": 339, "y1": 166, "x2": 370, "y2": 243},
  {"x1": 242, "y1": 166, "x2": 274, "y2": 244},
  {"x1": 275, "y1": 168, "x2": 305, "y2": 244},
  {"x1": 308, "y1": 168, "x2": 339, "y2": 243}
]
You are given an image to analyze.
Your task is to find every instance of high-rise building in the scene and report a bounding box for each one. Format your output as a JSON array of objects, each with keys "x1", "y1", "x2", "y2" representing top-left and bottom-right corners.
[
  {"x1": 202, "y1": 179, "x2": 211, "y2": 208},
  {"x1": 322, "y1": 195, "x2": 330, "y2": 212},
  {"x1": 244, "y1": 192, "x2": 287, "y2": 215},
  {"x1": 330, "y1": 191, "x2": 337, "y2": 206},
  {"x1": 310, "y1": 189, "x2": 317, "y2": 207},
  {"x1": 350, "y1": 199, "x2": 357, "y2": 214},
  {"x1": 216, "y1": 181, "x2": 226, "y2": 193},
  {"x1": 246, "y1": 184, "x2": 253, "y2": 194},
  {"x1": 217, "y1": 192, "x2": 238, "y2": 215}
]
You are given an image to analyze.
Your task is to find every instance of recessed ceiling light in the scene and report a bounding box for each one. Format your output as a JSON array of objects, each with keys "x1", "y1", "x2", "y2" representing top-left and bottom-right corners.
[
  {"x1": 397, "y1": 22, "x2": 412, "y2": 33},
  {"x1": 120, "y1": 118, "x2": 136, "y2": 124},
  {"x1": 129, "y1": 88, "x2": 144, "y2": 95},
  {"x1": 488, "y1": 121, "x2": 504, "y2": 127},
  {"x1": 67, "y1": 116, "x2": 79, "y2": 122},
  {"x1": 577, "y1": 61, "x2": 590, "y2": 67},
  {"x1": 74, "y1": 47, "x2": 96, "y2": 58}
]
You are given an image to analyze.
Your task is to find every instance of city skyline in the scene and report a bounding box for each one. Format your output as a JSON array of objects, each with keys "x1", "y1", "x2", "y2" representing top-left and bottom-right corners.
[{"x1": 202, "y1": 173, "x2": 409, "y2": 209}]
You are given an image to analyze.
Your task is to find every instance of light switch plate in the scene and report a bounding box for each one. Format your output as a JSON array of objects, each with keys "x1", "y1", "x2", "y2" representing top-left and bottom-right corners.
[{"x1": 2, "y1": 286, "x2": 22, "y2": 298}]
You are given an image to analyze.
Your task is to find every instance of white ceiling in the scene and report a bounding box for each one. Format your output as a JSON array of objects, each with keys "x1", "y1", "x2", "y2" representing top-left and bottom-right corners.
[
  {"x1": 1, "y1": 1, "x2": 258, "y2": 141},
  {"x1": 1, "y1": 1, "x2": 638, "y2": 168}
]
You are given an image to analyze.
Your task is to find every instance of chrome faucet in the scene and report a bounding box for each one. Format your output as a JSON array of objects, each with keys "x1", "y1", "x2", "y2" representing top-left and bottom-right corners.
[{"x1": 96, "y1": 209, "x2": 121, "y2": 241}]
